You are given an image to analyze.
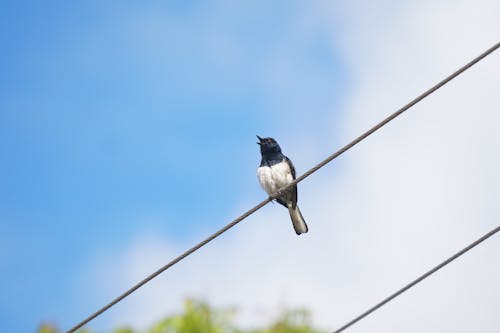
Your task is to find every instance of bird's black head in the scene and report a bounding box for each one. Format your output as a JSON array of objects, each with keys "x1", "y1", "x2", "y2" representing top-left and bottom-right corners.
[{"x1": 257, "y1": 135, "x2": 282, "y2": 155}]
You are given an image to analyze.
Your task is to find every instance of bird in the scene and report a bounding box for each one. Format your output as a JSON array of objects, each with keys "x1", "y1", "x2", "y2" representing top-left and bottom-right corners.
[{"x1": 256, "y1": 135, "x2": 308, "y2": 235}]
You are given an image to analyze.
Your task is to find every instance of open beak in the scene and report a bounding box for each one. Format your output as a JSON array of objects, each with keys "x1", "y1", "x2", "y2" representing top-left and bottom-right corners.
[{"x1": 256, "y1": 135, "x2": 262, "y2": 145}]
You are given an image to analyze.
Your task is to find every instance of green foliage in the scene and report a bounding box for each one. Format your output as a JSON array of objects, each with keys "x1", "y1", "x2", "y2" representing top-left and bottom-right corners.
[
  {"x1": 37, "y1": 299, "x2": 324, "y2": 333},
  {"x1": 37, "y1": 324, "x2": 58, "y2": 333},
  {"x1": 250, "y1": 309, "x2": 322, "y2": 333},
  {"x1": 147, "y1": 299, "x2": 238, "y2": 333},
  {"x1": 113, "y1": 328, "x2": 135, "y2": 333},
  {"x1": 37, "y1": 323, "x2": 93, "y2": 333}
]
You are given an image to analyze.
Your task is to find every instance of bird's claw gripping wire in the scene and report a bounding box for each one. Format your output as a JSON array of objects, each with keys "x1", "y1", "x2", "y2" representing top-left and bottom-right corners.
[{"x1": 272, "y1": 189, "x2": 285, "y2": 200}]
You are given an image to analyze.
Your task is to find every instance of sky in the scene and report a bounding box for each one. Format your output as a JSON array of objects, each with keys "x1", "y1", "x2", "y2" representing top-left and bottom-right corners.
[{"x1": 0, "y1": 1, "x2": 499, "y2": 332}]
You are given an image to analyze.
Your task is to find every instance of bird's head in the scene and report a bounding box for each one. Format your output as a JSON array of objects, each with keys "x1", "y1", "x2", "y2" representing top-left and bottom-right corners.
[{"x1": 257, "y1": 135, "x2": 282, "y2": 155}]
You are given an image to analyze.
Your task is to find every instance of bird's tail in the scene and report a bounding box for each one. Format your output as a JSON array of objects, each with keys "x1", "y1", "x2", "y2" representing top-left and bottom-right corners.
[{"x1": 288, "y1": 204, "x2": 308, "y2": 235}]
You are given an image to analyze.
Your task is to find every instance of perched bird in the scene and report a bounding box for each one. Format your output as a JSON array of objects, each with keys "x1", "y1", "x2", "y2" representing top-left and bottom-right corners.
[{"x1": 256, "y1": 136, "x2": 308, "y2": 235}]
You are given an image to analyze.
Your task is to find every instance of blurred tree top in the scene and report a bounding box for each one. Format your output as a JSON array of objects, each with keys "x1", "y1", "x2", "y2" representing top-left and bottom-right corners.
[{"x1": 38, "y1": 299, "x2": 324, "y2": 333}]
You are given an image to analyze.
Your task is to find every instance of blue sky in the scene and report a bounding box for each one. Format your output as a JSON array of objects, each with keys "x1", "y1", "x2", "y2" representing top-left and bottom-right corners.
[
  {"x1": 2, "y1": 1, "x2": 500, "y2": 333},
  {"x1": 0, "y1": 1, "x2": 347, "y2": 331}
]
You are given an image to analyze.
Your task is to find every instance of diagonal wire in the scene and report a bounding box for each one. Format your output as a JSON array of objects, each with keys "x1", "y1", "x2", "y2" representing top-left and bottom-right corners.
[
  {"x1": 332, "y1": 225, "x2": 500, "y2": 333},
  {"x1": 67, "y1": 41, "x2": 500, "y2": 333}
]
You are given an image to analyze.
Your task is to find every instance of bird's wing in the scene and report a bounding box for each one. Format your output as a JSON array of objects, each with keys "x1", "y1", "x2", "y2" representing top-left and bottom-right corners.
[
  {"x1": 285, "y1": 156, "x2": 296, "y2": 179},
  {"x1": 285, "y1": 156, "x2": 298, "y2": 209}
]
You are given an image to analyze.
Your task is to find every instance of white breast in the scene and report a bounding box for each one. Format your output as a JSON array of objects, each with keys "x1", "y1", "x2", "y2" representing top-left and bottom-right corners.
[{"x1": 257, "y1": 161, "x2": 294, "y2": 195}]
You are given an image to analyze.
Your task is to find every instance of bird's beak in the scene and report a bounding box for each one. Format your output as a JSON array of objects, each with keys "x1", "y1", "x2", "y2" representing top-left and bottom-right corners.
[{"x1": 256, "y1": 135, "x2": 262, "y2": 145}]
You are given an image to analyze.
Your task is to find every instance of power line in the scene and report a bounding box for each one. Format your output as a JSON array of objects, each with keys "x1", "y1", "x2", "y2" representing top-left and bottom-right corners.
[
  {"x1": 332, "y1": 225, "x2": 500, "y2": 333},
  {"x1": 67, "y1": 41, "x2": 500, "y2": 333}
]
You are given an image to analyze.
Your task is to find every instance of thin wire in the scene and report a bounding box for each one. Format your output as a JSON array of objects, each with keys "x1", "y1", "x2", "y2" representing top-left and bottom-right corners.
[
  {"x1": 332, "y1": 225, "x2": 500, "y2": 333},
  {"x1": 67, "y1": 41, "x2": 500, "y2": 333}
]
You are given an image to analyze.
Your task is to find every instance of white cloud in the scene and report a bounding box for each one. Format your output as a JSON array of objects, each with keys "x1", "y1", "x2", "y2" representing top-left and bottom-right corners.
[{"x1": 76, "y1": 0, "x2": 500, "y2": 332}]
